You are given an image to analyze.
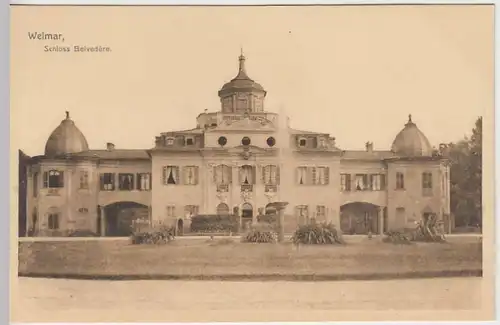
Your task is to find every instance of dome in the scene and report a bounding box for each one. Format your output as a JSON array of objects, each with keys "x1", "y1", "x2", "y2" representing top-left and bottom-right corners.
[
  {"x1": 44, "y1": 111, "x2": 89, "y2": 156},
  {"x1": 218, "y1": 52, "x2": 266, "y2": 96},
  {"x1": 391, "y1": 115, "x2": 433, "y2": 157}
]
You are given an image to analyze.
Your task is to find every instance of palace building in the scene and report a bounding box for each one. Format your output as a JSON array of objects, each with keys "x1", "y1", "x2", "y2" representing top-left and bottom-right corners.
[{"x1": 19, "y1": 53, "x2": 452, "y2": 237}]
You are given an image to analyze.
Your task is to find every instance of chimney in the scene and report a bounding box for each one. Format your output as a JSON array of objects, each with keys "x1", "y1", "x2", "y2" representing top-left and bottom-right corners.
[
  {"x1": 106, "y1": 142, "x2": 115, "y2": 151},
  {"x1": 365, "y1": 141, "x2": 373, "y2": 152}
]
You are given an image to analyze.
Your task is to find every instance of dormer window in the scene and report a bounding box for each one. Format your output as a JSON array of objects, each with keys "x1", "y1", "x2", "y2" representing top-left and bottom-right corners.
[
  {"x1": 185, "y1": 137, "x2": 194, "y2": 146},
  {"x1": 298, "y1": 137, "x2": 307, "y2": 147},
  {"x1": 166, "y1": 137, "x2": 175, "y2": 146}
]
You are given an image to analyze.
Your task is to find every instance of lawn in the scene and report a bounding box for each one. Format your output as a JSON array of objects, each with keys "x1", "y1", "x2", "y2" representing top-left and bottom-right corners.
[{"x1": 18, "y1": 236, "x2": 482, "y2": 279}]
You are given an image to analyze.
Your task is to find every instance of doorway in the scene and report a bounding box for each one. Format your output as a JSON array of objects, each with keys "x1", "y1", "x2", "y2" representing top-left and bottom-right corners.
[{"x1": 177, "y1": 219, "x2": 184, "y2": 236}]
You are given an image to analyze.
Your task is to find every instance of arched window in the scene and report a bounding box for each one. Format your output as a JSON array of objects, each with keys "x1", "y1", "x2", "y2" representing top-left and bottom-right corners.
[{"x1": 216, "y1": 203, "x2": 230, "y2": 215}]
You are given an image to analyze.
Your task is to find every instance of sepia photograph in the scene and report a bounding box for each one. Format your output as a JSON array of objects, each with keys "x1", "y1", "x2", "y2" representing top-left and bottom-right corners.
[{"x1": 10, "y1": 3, "x2": 495, "y2": 323}]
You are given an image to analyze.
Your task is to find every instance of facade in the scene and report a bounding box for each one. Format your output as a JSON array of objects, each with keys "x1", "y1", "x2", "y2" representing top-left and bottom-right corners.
[{"x1": 20, "y1": 54, "x2": 452, "y2": 237}]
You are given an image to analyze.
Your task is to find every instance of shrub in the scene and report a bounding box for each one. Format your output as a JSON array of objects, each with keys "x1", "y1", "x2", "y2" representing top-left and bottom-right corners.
[
  {"x1": 382, "y1": 231, "x2": 413, "y2": 245},
  {"x1": 242, "y1": 223, "x2": 278, "y2": 243},
  {"x1": 130, "y1": 220, "x2": 175, "y2": 245},
  {"x1": 291, "y1": 222, "x2": 344, "y2": 245},
  {"x1": 190, "y1": 214, "x2": 239, "y2": 233},
  {"x1": 411, "y1": 214, "x2": 446, "y2": 243},
  {"x1": 256, "y1": 213, "x2": 277, "y2": 224}
]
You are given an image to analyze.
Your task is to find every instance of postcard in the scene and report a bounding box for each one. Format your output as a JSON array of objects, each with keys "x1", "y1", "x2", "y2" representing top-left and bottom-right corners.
[{"x1": 10, "y1": 3, "x2": 495, "y2": 322}]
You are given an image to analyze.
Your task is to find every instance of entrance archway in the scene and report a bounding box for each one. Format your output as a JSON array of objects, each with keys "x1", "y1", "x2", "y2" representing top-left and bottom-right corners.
[
  {"x1": 103, "y1": 201, "x2": 149, "y2": 237},
  {"x1": 340, "y1": 202, "x2": 381, "y2": 235},
  {"x1": 216, "y1": 203, "x2": 230, "y2": 215}
]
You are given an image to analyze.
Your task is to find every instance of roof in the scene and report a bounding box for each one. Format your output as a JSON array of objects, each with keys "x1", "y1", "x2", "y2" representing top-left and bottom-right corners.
[
  {"x1": 71, "y1": 149, "x2": 150, "y2": 160},
  {"x1": 391, "y1": 115, "x2": 433, "y2": 157},
  {"x1": 341, "y1": 150, "x2": 395, "y2": 161},
  {"x1": 44, "y1": 111, "x2": 89, "y2": 156},
  {"x1": 218, "y1": 54, "x2": 266, "y2": 95},
  {"x1": 160, "y1": 128, "x2": 204, "y2": 136}
]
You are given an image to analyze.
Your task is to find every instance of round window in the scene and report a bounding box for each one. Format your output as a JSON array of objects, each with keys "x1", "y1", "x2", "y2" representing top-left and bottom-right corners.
[
  {"x1": 241, "y1": 137, "x2": 251, "y2": 146},
  {"x1": 218, "y1": 136, "x2": 227, "y2": 146},
  {"x1": 266, "y1": 136, "x2": 276, "y2": 147}
]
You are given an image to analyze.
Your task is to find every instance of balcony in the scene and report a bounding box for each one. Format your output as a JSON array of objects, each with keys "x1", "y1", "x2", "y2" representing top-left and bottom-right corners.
[
  {"x1": 265, "y1": 184, "x2": 278, "y2": 192},
  {"x1": 241, "y1": 184, "x2": 253, "y2": 192},
  {"x1": 216, "y1": 184, "x2": 229, "y2": 192}
]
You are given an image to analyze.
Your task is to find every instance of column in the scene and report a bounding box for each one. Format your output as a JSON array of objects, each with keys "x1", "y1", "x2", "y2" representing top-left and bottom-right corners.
[
  {"x1": 100, "y1": 205, "x2": 106, "y2": 237},
  {"x1": 378, "y1": 207, "x2": 384, "y2": 235}
]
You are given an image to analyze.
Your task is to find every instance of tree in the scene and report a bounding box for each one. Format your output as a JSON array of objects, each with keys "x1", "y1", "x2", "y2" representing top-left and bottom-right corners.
[{"x1": 443, "y1": 117, "x2": 482, "y2": 228}]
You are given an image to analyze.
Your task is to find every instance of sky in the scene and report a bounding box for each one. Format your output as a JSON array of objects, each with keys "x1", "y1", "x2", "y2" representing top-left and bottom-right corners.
[{"x1": 10, "y1": 4, "x2": 493, "y2": 156}]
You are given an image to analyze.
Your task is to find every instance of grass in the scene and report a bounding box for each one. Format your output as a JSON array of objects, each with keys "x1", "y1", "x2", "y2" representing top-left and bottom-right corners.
[{"x1": 18, "y1": 236, "x2": 482, "y2": 278}]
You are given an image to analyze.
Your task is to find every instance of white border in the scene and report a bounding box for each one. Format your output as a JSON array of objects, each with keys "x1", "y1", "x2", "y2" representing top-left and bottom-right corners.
[{"x1": 5, "y1": 1, "x2": 498, "y2": 324}]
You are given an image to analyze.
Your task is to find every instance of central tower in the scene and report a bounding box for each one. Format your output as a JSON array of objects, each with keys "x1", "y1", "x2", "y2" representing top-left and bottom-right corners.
[{"x1": 218, "y1": 51, "x2": 267, "y2": 114}]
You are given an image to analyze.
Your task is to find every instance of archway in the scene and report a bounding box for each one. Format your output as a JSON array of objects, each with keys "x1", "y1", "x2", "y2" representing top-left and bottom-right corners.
[
  {"x1": 103, "y1": 201, "x2": 149, "y2": 237},
  {"x1": 340, "y1": 202, "x2": 381, "y2": 235},
  {"x1": 216, "y1": 203, "x2": 230, "y2": 215},
  {"x1": 177, "y1": 219, "x2": 184, "y2": 236},
  {"x1": 242, "y1": 203, "x2": 253, "y2": 219}
]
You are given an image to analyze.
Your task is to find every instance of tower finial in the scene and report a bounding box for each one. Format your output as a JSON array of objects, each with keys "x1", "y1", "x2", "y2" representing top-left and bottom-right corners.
[
  {"x1": 65, "y1": 111, "x2": 70, "y2": 119},
  {"x1": 408, "y1": 114, "x2": 412, "y2": 122},
  {"x1": 237, "y1": 49, "x2": 247, "y2": 76}
]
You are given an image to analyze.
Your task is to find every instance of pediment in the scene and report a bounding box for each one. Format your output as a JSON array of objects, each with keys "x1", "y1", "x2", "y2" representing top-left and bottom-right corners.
[{"x1": 215, "y1": 116, "x2": 275, "y2": 131}]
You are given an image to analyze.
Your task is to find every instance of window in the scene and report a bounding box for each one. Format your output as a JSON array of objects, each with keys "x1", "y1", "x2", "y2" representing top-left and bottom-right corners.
[
  {"x1": 355, "y1": 174, "x2": 368, "y2": 191},
  {"x1": 48, "y1": 213, "x2": 59, "y2": 230},
  {"x1": 241, "y1": 137, "x2": 251, "y2": 146},
  {"x1": 184, "y1": 205, "x2": 199, "y2": 217},
  {"x1": 298, "y1": 138, "x2": 307, "y2": 147},
  {"x1": 297, "y1": 167, "x2": 329, "y2": 185},
  {"x1": 239, "y1": 165, "x2": 255, "y2": 185},
  {"x1": 214, "y1": 165, "x2": 232, "y2": 184},
  {"x1": 79, "y1": 170, "x2": 89, "y2": 189},
  {"x1": 236, "y1": 97, "x2": 248, "y2": 111},
  {"x1": 297, "y1": 166, "x2": 308, "y2": 185},
  {"x1": 296, "y1": 205, "x2": 309, "y2": 225},
  {"x1": 33, "y1": 172, "x2": 38, "y2": 197},
  {"x1": 185, "y1": 138, "x2": 194, "y2": 146},
  {"x1": 166, "y1": 137, "x2": 175, "y2": 145},
  {"x1": 100, "y1": 173, "x2": 115, "y2": 191},
  {"x1": 163, "y1": 166, "x2": 180, "y2": 185},
  {"x1": 370, "y1": 174, "x2": 386, "y2": 191},
  {"x1": 396, "y1": 172, "x2": 405, "y2": 190},
  {"x1": 262, "y1": 165, "x2": 280, "y2": 185},
  {"x1": 315, "y1": 167, "x2": 329, "y2": 185},
  {"x1": 166, "y1": 205, "x2": 176, "y2": 218},
  {"x1": 340, "y1": 174, "x2": 351, "y2": 191},
  {"x1": 43, "y1": 170, "x2": 64, "y2": 188},
  {"x1": 422, "y1": 172, "x2": 433, "y2": 196},
  {"x1": 137, "y1": 173, "x2": 151, "y2": 191},
  {"x1": 316, "y1": 205, "x2": 326, "y2": 220},
  {"x1": 118, "y1": 173, "x2": 134, "y2": 191},
  {"x1": 183, "y1": 166, "x2": 199, "y2": 185}
]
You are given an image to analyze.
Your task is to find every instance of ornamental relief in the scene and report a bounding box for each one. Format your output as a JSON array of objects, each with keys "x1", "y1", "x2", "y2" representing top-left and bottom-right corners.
[
  {"x1": 240, "y1": 189, "x2": 253, "y2": 202},
  {"x1": 216, "y1": 191, "x2": 228, "y2": 203}
]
